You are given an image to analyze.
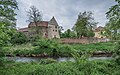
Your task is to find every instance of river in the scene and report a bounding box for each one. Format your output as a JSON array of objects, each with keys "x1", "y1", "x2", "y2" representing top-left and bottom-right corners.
[{"x1": 5, "y1": 56, "x2": 112, "y2": 62}]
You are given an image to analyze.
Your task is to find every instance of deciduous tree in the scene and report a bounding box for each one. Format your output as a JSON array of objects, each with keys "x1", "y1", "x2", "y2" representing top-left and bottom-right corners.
[
  {"x1": 27, "y1": 6, "x2": 42, "y2": 37},
  {"x1": 0, "y1": 0, "x2": 18, "y2": 65},
  {"x1": 106, "y1": 0, "x2": 120, "y2": 40},
  {"x1": 73, "y1": 11, "x2": 97, "y2": 38}
]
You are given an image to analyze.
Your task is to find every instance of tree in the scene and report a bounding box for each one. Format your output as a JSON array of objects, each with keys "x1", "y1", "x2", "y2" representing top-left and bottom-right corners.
[
  {"x1": 64, "y1": 29, "x2": 71, "y2": 38},
  {"x1": 0, "y1": 0, "x2": 18, "y2": 27},
  {"x1": 106, "y1": 0, "x2": 120, "y2": 40},
  {"x1": 114, "y1": 41, "x2": 120, "y2": 64},
  {"x1": 87, "y1": 28, "x2": 95, "y2": 37},
  {"x1": 61, "y1": 29, "x2": 77, "y2": 38},
  {"x1": 106, "y1": 0, "x2": 120, "y2": 64},
  {"x1": 0, "y1": 0, "x2": 18, "y2": 65},
  {"x1": 27, "y1": 5, "x2": 42, "y2": 37},
  {"x1": 102, "y1": 23, "x2": 112, "y2": 39},
  {"x1": 10, "y1": 32, "x2": 28, "y2": 45},
  {"x1": 58, "y1": 26, "x2": 64, "y2": 38},
  {"x1": 0, "y1": 0, "x2": 18, "y2": 47},
  {"x1": 73, "y1": 11, "x2": 97, "y2": 38}
]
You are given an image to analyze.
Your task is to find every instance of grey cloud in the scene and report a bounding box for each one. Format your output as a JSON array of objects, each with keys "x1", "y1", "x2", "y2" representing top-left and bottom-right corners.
[{"x1": 16, "y1": 0, "x2": 116, "y2": 31}]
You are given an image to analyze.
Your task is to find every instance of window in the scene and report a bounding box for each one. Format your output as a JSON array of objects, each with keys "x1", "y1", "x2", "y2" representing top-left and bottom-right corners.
[
  {"x1": 55, "y1": 26, "x2": 57, "y2": 28},
  {"x1": 55, "y1": 30, "x2": 57, "y2": 32},
  {"x1": 53, "y1": 30, "x2": 54, "y2": 31}
]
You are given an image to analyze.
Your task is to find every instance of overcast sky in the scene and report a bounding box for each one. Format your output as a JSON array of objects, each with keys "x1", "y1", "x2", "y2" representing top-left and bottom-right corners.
[{"x1": 16, "y1": 0, "x2": 116, "y2": 30}]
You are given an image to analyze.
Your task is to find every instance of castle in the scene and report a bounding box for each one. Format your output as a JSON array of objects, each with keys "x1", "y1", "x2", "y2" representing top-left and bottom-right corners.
[{"x1": 18, "y1": 17, "x2": 60, "y2": 39}]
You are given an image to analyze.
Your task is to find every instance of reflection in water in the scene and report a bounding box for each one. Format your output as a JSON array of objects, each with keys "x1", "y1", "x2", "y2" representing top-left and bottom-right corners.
[
  {"x1": 88, "y1": 57, "x2": 112, "y2": 61},
  {"x1": 6, "y1": 56, "x2": 112, "y2": 62},
  {"x1": 56, "y1": 57, "x2": 75, "y2": 62}
]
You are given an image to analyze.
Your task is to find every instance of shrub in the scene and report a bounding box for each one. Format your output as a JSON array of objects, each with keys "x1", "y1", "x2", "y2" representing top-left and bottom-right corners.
[
  {"x1": 114, "y1": 41, "x2": 120, "y2": 64},
  {"x1": 33, "y1": 39, "x2": 60, "y2": 56},
  {"x1": 10, "y1": 32, "x2": 28, "y2": 45},
  {"x1": 58, "y1": 45, "x2": 74, "y2": 56}
]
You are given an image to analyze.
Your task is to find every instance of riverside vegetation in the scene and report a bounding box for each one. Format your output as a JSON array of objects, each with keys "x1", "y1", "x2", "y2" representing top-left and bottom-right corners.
[
  {"x1": 4, "y1": 39, "x2": 116, "y2": 57},
  {"x1": 0, "y1": 60, "x2": 120, "y2": 75},
  {"x1": 0, "y1": 39, "x2": 120, "y2": 75}
]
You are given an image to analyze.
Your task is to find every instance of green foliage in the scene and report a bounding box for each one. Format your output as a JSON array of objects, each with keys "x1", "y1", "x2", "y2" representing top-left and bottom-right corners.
[
  {"x1": 87, "y1": 28, "x2": 95, "y2": 37},
  {"x1": 104, "y1": 20, "x2": 120, "y2": 40},
  {"x1": 106, "y1": 0, "x2": 120, "y2": 40},
  {"x1": 114, "y1": 41, "x2": 120, "y2": 64},
  {"x1": 13, "y1": 48, "x2": 33, "y2": 56},
  {"x1": 58, "y1": 45, "x2": 74, "y2": 56},
  {"x1": 0, "y1": 0, "x2": 18, "y2": 25},
  {"x1": 0, "y1": 58, "x2": 119, "y2": 75},
  {"x1": 71, "y1": 42, "x2": 115, "y2": 52},
  {"x1": 33, "y1": 39, "x2": 59, "y2": 56},
  {"x1": 34, "y1": 39, "x2": 76, "y2": 57},
  {"x1": 61, "y1": 29, "x2": 77, "y2": 38},
  {"x1": 0, "y1": 24, "x2": 11, "y2": 47},
  {"x1": 73, "y1": 11, "x2": 97, "y2": 38},
  {"x1": 5, "y1": 42, "x2": 116, "y2": 57},
  {"x1": 24, "y1": 60, "x2": 120, "y2": 75},
  {"x1": 10, "y1": 32, "x2": 28, "y2": 45},
  {"x1": 0, "y1": 0, "x2": 18, "y2": 66}
]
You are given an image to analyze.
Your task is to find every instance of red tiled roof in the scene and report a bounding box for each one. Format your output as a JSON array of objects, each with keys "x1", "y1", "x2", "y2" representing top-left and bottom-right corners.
[{"x1": 28, "y1": 21, "x2": 48, "y2": 28}]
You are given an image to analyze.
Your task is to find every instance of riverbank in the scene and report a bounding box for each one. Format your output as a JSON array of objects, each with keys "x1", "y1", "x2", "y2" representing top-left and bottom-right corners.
[
  {"x1": 1, "y1": 41, "x2": 119, "y2": 75},
  {"x1": 4, "y1": 42, "x2": 115, "y2": 57}
]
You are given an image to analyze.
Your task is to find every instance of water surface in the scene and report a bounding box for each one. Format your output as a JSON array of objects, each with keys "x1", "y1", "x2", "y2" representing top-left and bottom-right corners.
[{"x1": 6, "y1": 56, "x2": 112, "y2": 62}]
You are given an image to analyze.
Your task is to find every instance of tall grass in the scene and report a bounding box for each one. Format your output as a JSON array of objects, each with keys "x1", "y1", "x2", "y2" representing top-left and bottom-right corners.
[
  {"x1": 4, "y1": 40, "x2": 116, "y2": 57},
  {"x1": 0, "y1": 60, "x2": 119, "y2": 75}
]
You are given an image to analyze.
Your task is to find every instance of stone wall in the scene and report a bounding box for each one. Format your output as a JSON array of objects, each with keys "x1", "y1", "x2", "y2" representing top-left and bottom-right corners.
[{"x1": 60, "y1": 38, "x2": 109, "y2": 44}]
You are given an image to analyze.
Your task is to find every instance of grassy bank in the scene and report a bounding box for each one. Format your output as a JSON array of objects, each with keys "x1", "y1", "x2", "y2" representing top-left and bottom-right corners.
[
  {"x1": 3, "y1": 41, "x2": 116, "y2": 57},
  {"x1": 71, "y1": 42, "x2": 115, "y2": 52},
  {"x1": 0, "y1": 60, "x2": 119, "y2": 75}
]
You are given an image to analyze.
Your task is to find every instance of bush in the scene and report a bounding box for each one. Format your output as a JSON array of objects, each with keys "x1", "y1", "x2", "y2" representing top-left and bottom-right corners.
[
  {"x1": 33, "y1": 39, "x2": 60, "y2": 56},
  {"x1": 58, "y1": 45, "x2": 74, "y2": 56},
  {"x1": 10, "y1": 32, "x2": 28, "y2": 45},
  {"x1": 13, "y1": 49, "x2": 33, "y2": 56},
  {"x1": 114, "y1": 41, "x2": 120, "y2": 64}
]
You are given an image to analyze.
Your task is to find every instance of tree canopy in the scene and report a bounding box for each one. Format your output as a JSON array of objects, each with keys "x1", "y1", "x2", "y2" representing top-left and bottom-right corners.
[
  {"x1": 0, "y1": 0, "x2": 18, "y2": 65},
  {"x1": 0, "y1": 0, "x2": 18, "y2": 47},
  {"x1": 73, "y1": 11, "x2": 97, "y2": 38},
  {"x1": 61, "y1": 29, "x2": 77, "y2": 38},
  {"x1": 105, "y1": 0, "x2": 120, "y2": 40}
]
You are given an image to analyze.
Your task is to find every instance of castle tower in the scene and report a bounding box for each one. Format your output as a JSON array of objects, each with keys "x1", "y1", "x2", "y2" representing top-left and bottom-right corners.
[{"x1": 48, "y1": 16, "x2": 60, "y2": 39}]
